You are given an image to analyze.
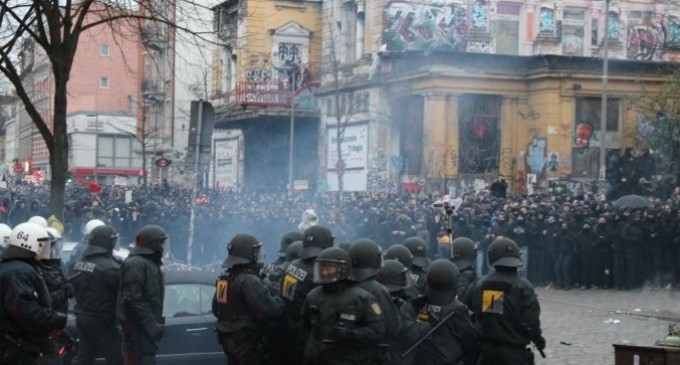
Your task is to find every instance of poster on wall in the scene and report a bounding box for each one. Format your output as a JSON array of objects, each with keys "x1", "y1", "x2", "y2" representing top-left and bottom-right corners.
[
  {"x1": 213, "y1": 137, "x2": 240, "y2": 190},
  {"x1": 326, "y1": 123, "x2": 368, "y2": 191}
]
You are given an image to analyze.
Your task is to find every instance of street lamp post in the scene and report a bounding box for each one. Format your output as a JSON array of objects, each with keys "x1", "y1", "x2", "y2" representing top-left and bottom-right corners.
[
  {"x1": 598, "y1": 0, "x2": 611, "y2": 201},
  {"x1": 276, "y1": 65, "x2": 297, "y2": 194},
  {"x1": 289, "y1": 69, "x2": 296, "y2": 195}
]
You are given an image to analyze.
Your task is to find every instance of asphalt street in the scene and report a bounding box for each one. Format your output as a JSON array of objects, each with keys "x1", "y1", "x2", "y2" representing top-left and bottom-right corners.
[{"x1": 536, "y1": 287, "x2": 680, "y2": 365}]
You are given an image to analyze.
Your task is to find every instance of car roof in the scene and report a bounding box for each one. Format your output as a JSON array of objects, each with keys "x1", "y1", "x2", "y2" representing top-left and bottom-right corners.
[{"x1": 164, "y1": 269, "x2": 217, "y2": 285}]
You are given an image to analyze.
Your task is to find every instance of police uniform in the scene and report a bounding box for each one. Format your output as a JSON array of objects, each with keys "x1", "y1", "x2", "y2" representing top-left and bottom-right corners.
[
  {"x1": 116, "y1": 226, "x2": 167, "y2": 365},
  {"x1": 0, "y1": 223, "x2": 66, "y2": 365},
  {"x1": 278, "y1": 226, "x2": 334, "y2": 365},
  {"x1": 71, "y1": 225, "x2": 123, "y2": 365},
  {"x1": 411, "y1": 259, "x2": 479, "y2": 365},
  {"x1": 469, "y1": 238, "x2": 545, "y2": 365},
  {"x1": 302, "y1": 247, "x2": 386, "y2": 365},
  {"x1": 213, "y1": 234, "x2": 284, "y2": 365}
]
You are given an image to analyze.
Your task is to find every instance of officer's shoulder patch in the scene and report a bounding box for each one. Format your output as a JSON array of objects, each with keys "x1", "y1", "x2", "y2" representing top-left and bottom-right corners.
[
  {"x1": 371, "y1": 302, "x2": 382, "y2": 316},
  {"x1": 216, "y1": 279, "x2": 228, "y2": 304}
]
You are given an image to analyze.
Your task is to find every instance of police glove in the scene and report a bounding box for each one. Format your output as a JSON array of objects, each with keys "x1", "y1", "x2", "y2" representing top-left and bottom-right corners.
[
  {"x1": 52, "y1": 311, "x2": 68, "y2": 329},
  {"x1": 533, "y1": 336, "x2": 546, "y2": 351},
  {"x1": 331, "y1": 325, "x2": 355, "y2": 342},
  {"x1": 151, "y1": 323, "x2": 164, "y2": 342}
]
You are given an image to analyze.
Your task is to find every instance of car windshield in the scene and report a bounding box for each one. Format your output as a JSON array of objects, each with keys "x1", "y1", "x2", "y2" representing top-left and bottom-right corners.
[{"x1": 163, "y1": 283, "x2": 214, "y2": 318}]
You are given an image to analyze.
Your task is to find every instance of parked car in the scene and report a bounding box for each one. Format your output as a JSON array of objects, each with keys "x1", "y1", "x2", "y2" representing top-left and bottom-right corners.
[{"x1": 63, "y1": 269, "x2": 225, "y2": 364}]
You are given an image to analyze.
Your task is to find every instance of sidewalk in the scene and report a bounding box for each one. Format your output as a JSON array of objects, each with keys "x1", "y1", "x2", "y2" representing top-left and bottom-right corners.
[{"x1": 537, "y1": 287, "x2": 680, "y2": 365}]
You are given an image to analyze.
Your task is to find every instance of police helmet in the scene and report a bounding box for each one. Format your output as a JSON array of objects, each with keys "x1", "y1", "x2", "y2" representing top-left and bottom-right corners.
[
  {"x1": 42, "y1": 227, "x2": 63, "y2": 260},
  {"x1": 132, "y1": 225, "x2": 168, "y2": 255},
  {"x1": 223, "y1": 234, "x2": 264, "y2": 269},
  {"x1": 487, "y1": 237, "x2": 523, "y2": 268},
  {"x1": 83, "y1": 219, "x2": 105, "y2": 235},
  {"x1": 28, "y1": 216, "x2": 48, "y2": 228},
  {"x1": 403, "y1": 237, "x2": 431, "y2": 269},
  {"x1": 347, "y1": 238, "x2": 382, "y2": 282},
  {"x1": 376, "y1": 259, "x2": 410, "y2": 293},
  {"x1": 451, "y1": 237, "x2": 477, "y2": 271},
  {"x1": 279, "y1": 231, "x2": 304, "y2": 257},
  {"x1": 383, "y1": 244, "x2": 414, "y2": 269},
  {"x1": 84, "y1": 225, "x2": 119, "y2": 256},
  {"x1": 425, "y1": 259, "x2": 459, "y2": 305},
  {"x1": 337, "y1": 242, "x2": 352, "y2": 252},
  {"x1": 285, "y1": 240, "x2": 303, "y2": 262},
  {"x1": 313, "y1": 247, "x2": 350, "y2": 285},
  {"x1": 1, "y1": 222, "x2": 51, "y2": 260},
  {"x1": 300, "y1": 225, "x2": 334, "y2": 260}
]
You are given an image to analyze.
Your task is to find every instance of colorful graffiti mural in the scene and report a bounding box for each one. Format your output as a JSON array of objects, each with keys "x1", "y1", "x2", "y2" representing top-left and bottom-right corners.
[{"x1": 384, "y1": 1, "x2": 468, "y2": 51}]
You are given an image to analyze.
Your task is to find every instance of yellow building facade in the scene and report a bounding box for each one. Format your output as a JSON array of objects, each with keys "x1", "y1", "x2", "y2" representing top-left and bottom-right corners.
[
  {"x1": 317, "y1": 0, "x2": 680, "y2": 195},
  {"x1": 210, "y1": 0, "x2": 324, "y2": 189}
]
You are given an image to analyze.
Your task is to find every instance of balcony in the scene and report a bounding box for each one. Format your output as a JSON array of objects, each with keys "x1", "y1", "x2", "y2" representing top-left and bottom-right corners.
[
  {"x1": 141, "y1": 25, "x2": 168, "y2": 50},
  {"x1": 141, "y1": 78, "x2": 165, "y2": 101},
  {"x1": 235, "y1": 63, "x2": 319, "y2": 108}
]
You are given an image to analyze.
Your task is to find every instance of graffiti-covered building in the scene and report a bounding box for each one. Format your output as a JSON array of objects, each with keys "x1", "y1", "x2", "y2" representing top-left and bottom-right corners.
[
  {"x1": 209, "y1": 0, "x2": 323, "y2": 191},
  {"x1": 317, "y1": 0, "x2": 680, "y2": 194}
]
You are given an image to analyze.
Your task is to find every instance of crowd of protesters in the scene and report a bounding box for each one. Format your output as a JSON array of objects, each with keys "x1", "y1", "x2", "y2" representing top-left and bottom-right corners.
[{"x1": 0, "y1": 146, "x2": 679, "y2": 290}]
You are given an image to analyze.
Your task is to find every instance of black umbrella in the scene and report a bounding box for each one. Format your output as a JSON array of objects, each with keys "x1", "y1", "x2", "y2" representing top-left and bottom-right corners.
[{"x1": 615, "y1": 194, "x2": 651, "y2": 209}]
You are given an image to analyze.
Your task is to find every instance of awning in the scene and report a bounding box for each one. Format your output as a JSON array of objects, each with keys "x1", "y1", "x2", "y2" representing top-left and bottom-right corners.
[{"x1": 71, "y1": 167, "x2": 146, "y2": 176}]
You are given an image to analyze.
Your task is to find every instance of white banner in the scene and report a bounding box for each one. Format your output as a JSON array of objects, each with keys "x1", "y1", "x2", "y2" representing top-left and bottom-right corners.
[
  {"x1": 213, "y1": 138, "x2": 240, "y2": 189},
  {"x1": 326, "y1": 123, "x2": 368, "y2": 191}
]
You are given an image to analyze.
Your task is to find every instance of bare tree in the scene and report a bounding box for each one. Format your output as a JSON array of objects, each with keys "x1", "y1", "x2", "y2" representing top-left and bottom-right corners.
[
  {"x1": 637, "y1": 70, "x2": 680, "y2": 183},
  {"x1": 0, "y1": 0, "x2": 213, "y2": 219}
]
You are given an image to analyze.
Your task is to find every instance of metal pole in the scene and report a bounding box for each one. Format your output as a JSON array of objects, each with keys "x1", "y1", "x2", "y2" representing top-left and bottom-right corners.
[
  {"x1": 598, "y1": 0, "x2": 610, "y2": 201},
  {"x1": 187, "y1": 101, "x2": 203, "y2": 267},
  {"x1": 94, "y1": 113, "x2": 99, "y2": 182},
  {"x1": 289, "y1": 70, "x2": 296, "y2": 195}
]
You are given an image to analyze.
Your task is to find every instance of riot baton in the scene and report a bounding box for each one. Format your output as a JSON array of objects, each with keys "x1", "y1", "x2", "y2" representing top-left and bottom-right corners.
[{"x1": 400, "y1": 309, "x2": 457, "y2": 358}]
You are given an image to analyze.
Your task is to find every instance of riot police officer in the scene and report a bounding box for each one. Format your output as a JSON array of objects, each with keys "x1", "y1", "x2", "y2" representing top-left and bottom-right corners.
[
  {"x1": 451, "y1": 237, "x2": 477, "y2": 307},
  {"x1": 71, "y1": 225, "x2": 124, "y2": 365},
  {"x1": 302, "y1": 247, "x2": 386, "y2": 365},
  {"x1": 469, "y1": 238, "x2": 546, "y2": 365},
  {"x1": 116, "y1": 225, "x2": 168, "y2": 365},
  {"x1": 279, "y1": 225, "x2": 334, "y2": 365},
  {"x1": 383, "y1": 244, "x2": 420, "y2": 301},
  {"x1": 68, "y1": 219, "x2": 105, "y2": 274},
  {"x1": 402, "y1": 237, "x2": 431, "y2": 294},
  {"x1": 38, "y1": 227, "x2": 72, "y2": 365},
  {"x1": 409, "y1": 259, "x2": 479, "y2": 365},
  {"x1": 0, "y1": 222, "x2": 67, "y2": 365},
  {"x1": 213, "y1": 234, "x2": 284, "y2": 365},
  {"x1": 376, "y1": 259, "x2": 429, "y2": 365},
  {"x1": 348, "y1": 239, "x2": 401, "y2": 351},
  {"x1": 262, "y1": 231, "x2": 304, "y2": 289}
]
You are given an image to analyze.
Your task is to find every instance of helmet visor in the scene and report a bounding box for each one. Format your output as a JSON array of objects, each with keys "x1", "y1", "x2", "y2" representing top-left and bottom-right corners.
[
  {"x1": 313, "y1": 260, "x2": 347, "y2": 284},
  {"x1": 255, "y1": 243, "x2": 265, "y2": 264}
]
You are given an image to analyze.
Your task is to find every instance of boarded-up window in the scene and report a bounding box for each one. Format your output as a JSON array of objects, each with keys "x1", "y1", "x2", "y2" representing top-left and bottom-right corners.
[{"x1": 458, "y1": 95, "x2": 502, "y2": 174}]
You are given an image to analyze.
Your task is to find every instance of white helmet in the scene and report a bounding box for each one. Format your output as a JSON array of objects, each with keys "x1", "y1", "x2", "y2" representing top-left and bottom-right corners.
[
  {"x1": 28, "y1": 216, "x2": 48, "y2": 228},
  {"x1": 8, "y1": 222, "x2": 51, "y2": 257},
  {"x1": 0, "y1": 224, "x2": 11, "y2": 248},
  {"x1": 83, "y1": 219, "x2": 105, "y2": 235},
  {"x1": 44, "y1": 227, "x2": 63, "y2": 260}
]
